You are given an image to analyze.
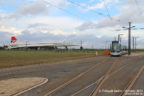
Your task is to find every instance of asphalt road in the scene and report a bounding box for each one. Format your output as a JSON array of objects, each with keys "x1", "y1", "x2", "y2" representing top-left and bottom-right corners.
[{"x1": 0, "y1": 54, "x2": 144, "y2": 96}]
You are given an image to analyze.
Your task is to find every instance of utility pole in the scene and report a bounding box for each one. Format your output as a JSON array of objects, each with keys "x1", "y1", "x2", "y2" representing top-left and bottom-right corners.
[
  {"x1": 134, "y1": 37, "x2": 139, "y2": 52},
  {"x1": 118, "y1": 34, "x2": 120, "y2": 42},
  {"x1": 135, "y1": 37, "x2": 138, "y2": 52},
  {"x1": 118, "y1": 34, "x2": 123, "y2": 48},
  {"x1": 135, "y1": 37, "x2": 136, "y2": 52},
  {"x1": 128, "y1": 22, "x2": 131, "y2": 55},
  {"x1": 132, "y1": 37, "x2": 135, "y2": 51},
  {"x1": 105, "y1": 41, "x2": 108, "y2": 50},
  {"x1": 80, "y1": 40, "x2": 83, "y2": 50},
  {"x1": 118, "y1": 35, "x2": 120, "y2": 43},
  {"x1": 122, "y1": 22, "x2": 135, "y2": 55}
]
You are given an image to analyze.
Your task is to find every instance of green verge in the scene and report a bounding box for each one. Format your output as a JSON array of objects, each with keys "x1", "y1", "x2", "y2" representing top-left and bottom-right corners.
[{"x1": 0, "y1": 50, "x2": 104, "y2": 69}]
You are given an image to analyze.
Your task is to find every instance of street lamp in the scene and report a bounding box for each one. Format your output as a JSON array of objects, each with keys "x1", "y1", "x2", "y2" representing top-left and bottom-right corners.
[
  {"x1": 118, "y1": 34, "x2": 123, "y2": 51},
  {"x1": 118, "y1": 34, "x2": 123, "y2": 43},
  {"x1": 122, "y1": 26, "x2": 135, "y2": 29}
]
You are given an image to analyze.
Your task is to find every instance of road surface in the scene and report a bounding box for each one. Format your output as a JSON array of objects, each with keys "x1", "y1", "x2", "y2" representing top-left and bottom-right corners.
[{"x1": 0, "y1": 54, "x2": 144, "y2": 96}]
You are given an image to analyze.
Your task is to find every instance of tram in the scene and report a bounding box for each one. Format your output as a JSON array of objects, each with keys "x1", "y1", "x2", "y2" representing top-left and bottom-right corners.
[{"x1": 110, "y1": 41, "x2": 128, "y2": 56}]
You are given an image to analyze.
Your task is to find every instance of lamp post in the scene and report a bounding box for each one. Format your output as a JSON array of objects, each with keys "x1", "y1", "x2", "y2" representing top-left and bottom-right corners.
[
  {"x1": 118, "y1": 34, "x2": 123, "y2": 44},
  {"x1": 118, "y1": 34, "x2": 123, "y2": 51}
]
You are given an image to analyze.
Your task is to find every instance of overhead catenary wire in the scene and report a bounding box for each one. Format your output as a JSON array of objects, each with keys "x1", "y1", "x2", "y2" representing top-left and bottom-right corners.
[
  {"x1": 99, "y1": 0, "x2": 121, "y2": 22},
  {"x1": 45, "y1": 1, "x2": 87, "y2": 20},
  {"x1": 45, "y1": 0, "x2": 119, "y2": 23},
  {"x1": 67, "y1": 0, "x2": 121, "y2": 23},
  {"x1": 67, "y1": 0, "x2": 123, "y2": 32},
  {"x1": 46, "y1": 0, "x2": 125, "y2": 32},
  {"x1": 45, "y1": 0, "x2": 123, "y2": 33},
  {"x1": 67, "y1": 0, "x2": 106, "y2": 16},
  {"x1": 101, "y1": 0, "x2": 112, "y2": 20},
  {"x1": 101, "y1": 0, "x2": 121, "y2": 23}
]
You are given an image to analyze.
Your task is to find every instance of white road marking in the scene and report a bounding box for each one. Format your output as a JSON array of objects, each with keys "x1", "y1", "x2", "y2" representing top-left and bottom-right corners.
[{"x1": 14, "y1": 78, "x2": 48, "y2": 96}]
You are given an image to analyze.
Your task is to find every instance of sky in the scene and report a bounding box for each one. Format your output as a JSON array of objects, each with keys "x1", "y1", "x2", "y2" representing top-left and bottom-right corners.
[{"x1": 0, "y1": 0, "x2": 144, "y2": 48}]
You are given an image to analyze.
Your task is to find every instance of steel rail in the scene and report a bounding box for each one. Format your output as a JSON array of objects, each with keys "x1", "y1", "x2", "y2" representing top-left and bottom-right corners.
[
  {"x1": 120, "y1": 65, "x2": 144, "y2": 96},
  {"x1": 71, "y1": 64, "x2": 127, "y2": 96},
  {"x1": 44, "y1": 58, "x2": 111, "y2": 96}
]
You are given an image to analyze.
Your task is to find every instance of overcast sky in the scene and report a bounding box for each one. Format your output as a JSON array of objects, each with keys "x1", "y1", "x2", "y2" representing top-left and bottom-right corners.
[{"x1": 0, "y1": 0, "x2": 144, "y2": 48}]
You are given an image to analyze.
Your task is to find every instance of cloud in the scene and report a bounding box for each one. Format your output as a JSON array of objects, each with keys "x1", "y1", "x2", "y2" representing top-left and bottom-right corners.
[
  {"x1": 0, "y1": 25, "x2": 22, "y2": 35},
  {"x1": 0, "y1": 14, "x2": 81, "y2": 35},
  {"x1": 76, "y1": 21, "x2": 97, "y2": 31},
  {"x1": 9, "y1": 0, "x2": 49, "y2": 18},
  {"x1": 18, "y1": 30, "x2": 66, "y2": 42},
  {"x1": 7, "y1": 0, "x2": 68, "y2": 19},
  {"x1": 87, "y1": 2, "x2": 104, "y2": 10},
  {"x1": 86, "y1": 0, "x2": 119, "y2": 11},
  {"x1": 77, "y1": 0, "x2": 144, "y2": 31},
  {"x1": 0, "y1": 0, "x2": 17, "y2": 5},
  {"x1": 26, "y1": 16, "x2": 81, "y2": 35},
  {"x1": 2, "y1": 16, "x2": 79, "y2": 36},
  {"x1": 27, "y1": 23, "x2": 75, "y2": 36}
]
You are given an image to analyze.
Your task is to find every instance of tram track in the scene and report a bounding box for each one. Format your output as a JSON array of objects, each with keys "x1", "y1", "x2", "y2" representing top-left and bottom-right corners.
[
  {"x1": 44, "y1": 57, "x2": 125, "y2": 96},
  {"x1": 90, "y1": 59, "x2": 122, "y2": 96},
  {"x1": 44, "y1": 57, "x2": 112, "y2": 96},
  {"x1": 120, "y1": 65, "x2": 144, "y2": 96},
  {"x1": 90, "y1": 55, "x2": 144, "y2": 96},
  {"x1": 70, "y1": 76, "x2": 104, "y2": 96},
  {"x1": 69, "y1": 56, "x2": 142, "y2": 96},
  {"x1": 71, "y1": 63, "x2": 127, "y2": 96},
  {"x1": 90, "y1": 64, "x2": 126, "y2": 96}
]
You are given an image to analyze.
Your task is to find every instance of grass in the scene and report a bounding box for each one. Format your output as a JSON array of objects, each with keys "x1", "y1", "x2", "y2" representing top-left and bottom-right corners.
[{"x1": 0, "y1": 50, "x2": 104, "y2": 69}]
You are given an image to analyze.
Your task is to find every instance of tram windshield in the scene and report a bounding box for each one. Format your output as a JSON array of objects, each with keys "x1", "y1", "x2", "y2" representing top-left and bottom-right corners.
[{"x1": 111, "y1": 41, "x2": 120, "y2": 52}]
